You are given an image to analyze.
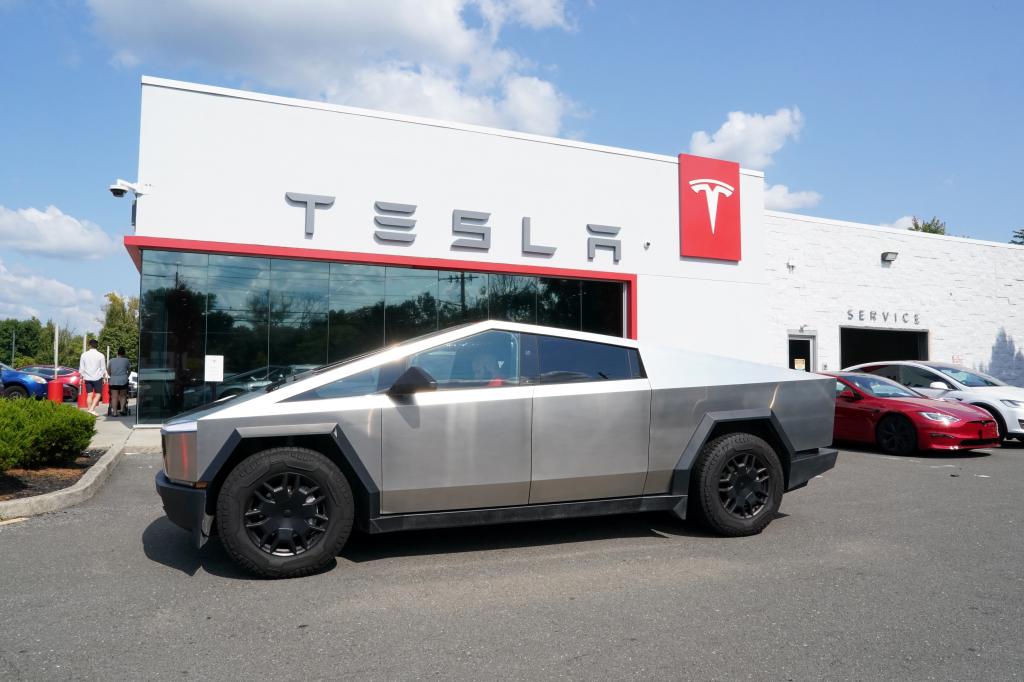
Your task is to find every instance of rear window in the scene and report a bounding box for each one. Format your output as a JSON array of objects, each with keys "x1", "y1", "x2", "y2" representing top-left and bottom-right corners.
[{"x1": 535, "y1": 335, "x2": 641, "y2": 384}]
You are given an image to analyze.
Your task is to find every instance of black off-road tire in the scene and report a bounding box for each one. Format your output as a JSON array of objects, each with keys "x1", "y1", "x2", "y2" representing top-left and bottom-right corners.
[
  {"x1": 216, "y1": 447, "x2": 354, "y2": 579},
  {"x1": 3, "y1": 385, "x2": 28, "y2": 399},
  {"x1": 876, "y1": 414, "x2": 918, "y2": 456},
  {"x1": 690, "y1": 433, "x2": 784, "y2": 537}
]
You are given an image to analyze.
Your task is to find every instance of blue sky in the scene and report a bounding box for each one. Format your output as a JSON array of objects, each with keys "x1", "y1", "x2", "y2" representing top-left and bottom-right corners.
[{"x1": 1, "y1": 0, "x2": 1022, "y2": 332}]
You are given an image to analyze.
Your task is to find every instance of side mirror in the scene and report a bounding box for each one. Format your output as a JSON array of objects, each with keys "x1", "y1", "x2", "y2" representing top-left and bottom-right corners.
[
  {"x1": 928, "y1": 381, "x2": 949, "y2": 391},
  {"x1": 839, "y1": 389, "x2": 858, "y2": 401},
  {"x1": 388, "y1": 366, "x2": 437, "y2": 397}
]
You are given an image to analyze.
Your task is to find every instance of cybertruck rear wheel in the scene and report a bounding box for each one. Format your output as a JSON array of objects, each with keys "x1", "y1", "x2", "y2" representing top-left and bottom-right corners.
[
  {"x1": 217, "y1": 447, "x2": 354, "y2": 579},
  {"x1": 691, "y1": 433, "x2": 783, "y2": 537}
]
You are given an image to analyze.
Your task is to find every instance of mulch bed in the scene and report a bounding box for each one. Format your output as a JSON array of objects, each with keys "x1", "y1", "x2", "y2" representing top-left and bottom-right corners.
[{"x1": 0, "y1": 450, "x2": 105, "y2": 502}]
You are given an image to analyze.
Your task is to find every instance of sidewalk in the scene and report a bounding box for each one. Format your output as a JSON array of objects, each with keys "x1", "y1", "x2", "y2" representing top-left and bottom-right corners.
[{"x1": 86, "y1": 401, "x2": 162, "y2": 453}]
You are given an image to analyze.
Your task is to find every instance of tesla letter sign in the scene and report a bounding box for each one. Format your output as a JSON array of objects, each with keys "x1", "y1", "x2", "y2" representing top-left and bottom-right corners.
[{"x1": 678, "y1": 153, "x2": 741, "y2": 261}]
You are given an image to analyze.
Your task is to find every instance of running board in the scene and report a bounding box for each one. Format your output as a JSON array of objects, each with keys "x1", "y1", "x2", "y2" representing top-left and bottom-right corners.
[{"x1": 366, "y1": 494, "x2": 687, "y2": 534}]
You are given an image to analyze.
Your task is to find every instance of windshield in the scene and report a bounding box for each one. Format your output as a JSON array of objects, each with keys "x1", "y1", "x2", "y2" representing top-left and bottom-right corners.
[
  {"x1": 844, "y1": 374, "x2": 921, "y2": 398},
  {"x1": 264, "y1": 323, "x2": 482, "y2": 392},
  {"x1": 0, "y1": 363, "x2": 11, "y2": 371},
  {"x1": 934, "y1": 366, "x2": 1005, "y2": 388}
]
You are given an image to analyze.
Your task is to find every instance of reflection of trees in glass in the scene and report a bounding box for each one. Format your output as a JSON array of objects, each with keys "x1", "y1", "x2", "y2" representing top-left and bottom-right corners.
[
  {"x1": 538, "y1": 278, "x2": 580, "y2": 330},
  {"x1": 330, "y1": 301, "x2": 385, "y2": 362},
  {"x1": 140, "y1": 280, "x2": 206, "y2": 417},
  {"x1": 489, "y1": 275, "x2": 536, "y2": 323},
  {"x1": 439, "y1": 272, "x2": 487, "y2": 325},
  {"x1": 207, "y1": 289, "x2": 268, "y2": 376},
  {"x1": 982, "y1": 328, "x2": 1024, "y2": 385},
  {"x1": 386, "y1": 292, "x2": 440, "y2": 344}
]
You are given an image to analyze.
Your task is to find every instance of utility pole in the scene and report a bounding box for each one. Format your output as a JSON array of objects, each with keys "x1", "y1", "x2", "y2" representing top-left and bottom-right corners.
[{"x1": 10, "y1": 328, "x2": 14, "y2": 365}]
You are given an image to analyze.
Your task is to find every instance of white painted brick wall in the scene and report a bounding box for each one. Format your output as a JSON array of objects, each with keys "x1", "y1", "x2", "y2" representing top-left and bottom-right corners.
[{"x1": 764, "y1": 211, "x2": 1024, "y2": 376}]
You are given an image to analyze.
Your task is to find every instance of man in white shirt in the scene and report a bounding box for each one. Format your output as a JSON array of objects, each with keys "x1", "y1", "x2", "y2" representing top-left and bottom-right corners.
[{"x1": 79, "y1": 339, "x2": 107, "y2": 415}]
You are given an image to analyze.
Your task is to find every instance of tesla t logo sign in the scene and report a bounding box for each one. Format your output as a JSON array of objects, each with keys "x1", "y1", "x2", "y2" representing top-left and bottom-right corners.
[{"x1": 679, "y1": 153, "x2": 741, "y2": 261}]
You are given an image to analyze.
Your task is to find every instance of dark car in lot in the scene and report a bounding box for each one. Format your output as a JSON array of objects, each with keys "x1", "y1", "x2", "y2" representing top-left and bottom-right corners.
[
  {"x1": 157, "y1": 321, "x2": 839, "y2": 578},
  {"x1": 827, "y1": 371, "x2": 1000, "y2": 455}
]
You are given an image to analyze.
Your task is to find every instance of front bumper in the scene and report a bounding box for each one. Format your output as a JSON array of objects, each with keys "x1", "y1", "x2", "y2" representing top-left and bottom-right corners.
[
  {"x1": 918, "y1": 420, "x2": 1001, "y2": 450},
  {"x1": 787, "y1": 447, "x2": 838, "y2": 491},
  {"x1": 155, "y1": 471, "x2": 213, "y2": 547}
]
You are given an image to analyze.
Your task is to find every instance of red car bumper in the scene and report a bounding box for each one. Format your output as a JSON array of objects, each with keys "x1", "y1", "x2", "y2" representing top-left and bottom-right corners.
[{"x1": 918, "y1": 419, "x2": 1001, "y2": 451}]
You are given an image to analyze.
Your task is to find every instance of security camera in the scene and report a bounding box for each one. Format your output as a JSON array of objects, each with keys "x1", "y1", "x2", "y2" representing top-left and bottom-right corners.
[{"x1": 108, "y1": 178, "x2": 150, "y2": 198}]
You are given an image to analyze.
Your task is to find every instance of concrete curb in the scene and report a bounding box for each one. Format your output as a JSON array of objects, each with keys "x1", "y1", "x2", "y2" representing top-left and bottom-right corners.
[{"x1": 0, "y1": 435, "x2": 130, "y2": 520}]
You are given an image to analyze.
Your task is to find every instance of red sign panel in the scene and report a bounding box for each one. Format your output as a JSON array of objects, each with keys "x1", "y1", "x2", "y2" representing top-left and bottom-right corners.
[{"x1": 678, "y1": 153, "x2": 741, "y2": 261}]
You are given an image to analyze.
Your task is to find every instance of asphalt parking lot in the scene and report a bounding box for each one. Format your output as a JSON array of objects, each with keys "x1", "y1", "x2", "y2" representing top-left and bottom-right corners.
[{"x1": 1, "y1": 444, "x2": 1022, "y2": 680}]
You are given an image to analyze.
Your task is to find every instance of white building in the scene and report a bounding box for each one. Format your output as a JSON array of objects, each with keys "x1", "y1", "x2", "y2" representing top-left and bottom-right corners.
[{"x1": 124, "y1": 77, "x2": 1024, "y2": 423}]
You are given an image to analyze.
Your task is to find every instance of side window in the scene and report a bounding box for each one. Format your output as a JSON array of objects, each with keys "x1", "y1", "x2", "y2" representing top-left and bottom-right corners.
[
  {"x1": 900, "y1": 366, "x2": 949, "y2": 389},
  {"x1": 408, "y1": 331, "x2": 520, "y2": 389},
  {"x1": 286, "y1": 367, "x2": 383, "y2": 401},
  {"x1": 835, "y1": 380, "x2": 847, "y2": 396},
  {"x1": 863, "y1": 364, "x2": 899, "y2": 381},
  {"x1": 537, "y1": 336, "x2": 636, "y2": 384}
]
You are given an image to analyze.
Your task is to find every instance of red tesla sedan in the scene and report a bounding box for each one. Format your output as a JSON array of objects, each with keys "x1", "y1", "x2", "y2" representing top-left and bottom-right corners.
[{"x1": 826, "y1": 371, "x2": 1000, "y2": 455}]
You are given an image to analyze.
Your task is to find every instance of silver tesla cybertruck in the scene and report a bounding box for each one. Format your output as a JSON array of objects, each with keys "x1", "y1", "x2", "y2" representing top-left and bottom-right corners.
[{"x1": 157, "y1": 321, "x2": 837, "y2": 578}]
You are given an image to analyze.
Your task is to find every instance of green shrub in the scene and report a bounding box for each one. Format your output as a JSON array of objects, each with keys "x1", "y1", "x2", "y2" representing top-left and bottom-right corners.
[{"x1": 0, "y1": 399, "x2": 96, "y2": 472}]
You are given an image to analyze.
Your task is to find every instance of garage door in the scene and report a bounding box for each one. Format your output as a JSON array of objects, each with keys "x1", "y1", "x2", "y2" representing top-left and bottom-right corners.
[{"x1": 840, "y1": 328, "x2": 928, "y2": 369}]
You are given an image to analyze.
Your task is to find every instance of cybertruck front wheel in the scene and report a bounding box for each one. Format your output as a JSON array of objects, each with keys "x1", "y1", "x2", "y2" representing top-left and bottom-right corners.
[
  {"x1": 217, "y1": 447, "x2": 354, "y2": 579},
  {"x1": 690, "y1": 433, "x2": 783, "y2": 537}
]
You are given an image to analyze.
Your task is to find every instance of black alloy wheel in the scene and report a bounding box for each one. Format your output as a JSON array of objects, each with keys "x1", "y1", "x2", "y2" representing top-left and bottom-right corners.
[
  {"x1": 244, "y1": 471, "x2": 330, "y2": 556},
  {"x1": 690, "y1": 432, "x2": 784, "y2": 537},
  {"x1": 3, "y1": 385, "x2": 28, "y2": 399},
  {"x1": 876, "y1": 415, "x2": 917, "y2": 456},
  {"x1": 718, "y1": 451, "x2": 772, "y2": 519},
  {"x1": 217, "y1": 447, "x2": 354, "y2": 579}
]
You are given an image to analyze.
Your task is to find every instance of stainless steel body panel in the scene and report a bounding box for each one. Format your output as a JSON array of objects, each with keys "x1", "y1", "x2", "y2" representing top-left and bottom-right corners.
[
  {"x1": 158, "y1": 321, "x2": 836, "y2": 535},
  {"x1": 381, "y1": 386, "x2": 533, "y2": 513},
  {"x1": 530, "y1": 379, "x2": 651, "y2": 503},
  {"x1": 194, "y1": 397, "x2": 385, "y2": 488}
]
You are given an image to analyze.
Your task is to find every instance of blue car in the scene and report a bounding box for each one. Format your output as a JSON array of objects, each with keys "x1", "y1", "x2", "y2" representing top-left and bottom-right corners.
[{"x1": 1, "y1": 362, "x2": 48, "y2": 399}]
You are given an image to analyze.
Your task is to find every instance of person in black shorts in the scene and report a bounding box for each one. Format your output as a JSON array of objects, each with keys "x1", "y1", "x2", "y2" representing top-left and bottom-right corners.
[{"x1": 107, "y1": 347, "x2": 131, "y2": 416}]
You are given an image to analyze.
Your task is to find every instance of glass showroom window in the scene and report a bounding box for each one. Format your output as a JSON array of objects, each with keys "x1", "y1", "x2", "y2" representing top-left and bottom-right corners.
[{"x1": 137, "y1": 250, "x2": 626, "y2": 423}]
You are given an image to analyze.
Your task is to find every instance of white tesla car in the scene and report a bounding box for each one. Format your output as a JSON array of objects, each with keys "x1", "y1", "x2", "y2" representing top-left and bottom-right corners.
[{"x1": 844, "y1": 360, "x2": 1024, "y2": 440}]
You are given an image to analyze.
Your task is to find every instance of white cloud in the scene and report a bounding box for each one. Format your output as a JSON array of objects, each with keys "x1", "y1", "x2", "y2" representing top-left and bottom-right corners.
[
  {"x1": 87, "y1": 0, "x2": 577, "y2": 136},
  {"x1": 764, "y1": 184, "x2": 822, "y2": 211},
  {"x1": 0, "y1": 205, "x2": 117, "y2": 260},
  {"x1": 0, "y1": 260, "x2": 100, "y2": 331},
  {"x1": 690, "y1": 107, "x2": 821, "y2": 211},
  {"x1": 476, "y1": 0, "x2": 573, "y2": 33},
  {"x1": 690, "y1": 107, "x2": 804, "y2": 170},
  {"x1": 883, "y1": 215, "x2": 915, "y2": 229}
]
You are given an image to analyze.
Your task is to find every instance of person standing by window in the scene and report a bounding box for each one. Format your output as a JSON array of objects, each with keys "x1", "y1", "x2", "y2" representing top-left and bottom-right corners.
[
  {"x1": 107, "y1": 347, "x2": 131, "y2": 417},
  {"x1": 79, "y1": 339, "x2": 106, "y2": 415}
]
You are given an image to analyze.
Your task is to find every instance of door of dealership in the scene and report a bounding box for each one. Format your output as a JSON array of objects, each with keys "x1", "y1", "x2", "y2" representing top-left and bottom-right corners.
[{"x1": 839, "y1": 327, "x2": 928, "y2": 369}]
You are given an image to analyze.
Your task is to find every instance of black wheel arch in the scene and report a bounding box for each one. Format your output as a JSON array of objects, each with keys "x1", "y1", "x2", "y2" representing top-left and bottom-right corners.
[
  {"x1": 202, "y1": 428, "x2": 380, "y2": 531},
  {"x1": 670, "y1": 409, "x2": 794, "y2": 499}
]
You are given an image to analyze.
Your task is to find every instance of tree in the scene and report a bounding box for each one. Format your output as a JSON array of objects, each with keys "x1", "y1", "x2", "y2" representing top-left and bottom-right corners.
[
  {"x1": 909, "y1": 216, "x2": 947, "y2": 235},
  {"x1": 98, "y1": 292, "x2": 140, "y2": 368},
  {"x1": 37, "y1": 321, "x2": 86, "y2": 369},
  {"x1": 0, "y1": 318, "x2": 44, "y2": 365},
  {"x1": 1011, "y1": 228, "x2": 1024, "y2": 245}
]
